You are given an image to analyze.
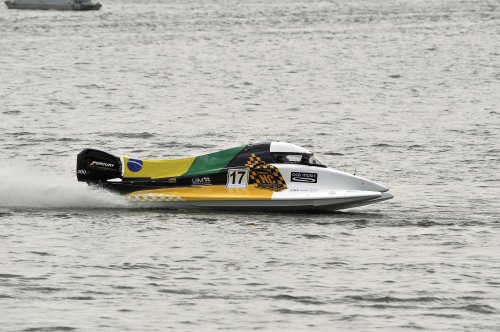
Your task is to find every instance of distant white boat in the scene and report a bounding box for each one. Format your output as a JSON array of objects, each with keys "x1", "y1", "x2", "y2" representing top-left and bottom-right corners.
[{"x1": 4, "y1": 0, "x2": 101, "y2": 10}]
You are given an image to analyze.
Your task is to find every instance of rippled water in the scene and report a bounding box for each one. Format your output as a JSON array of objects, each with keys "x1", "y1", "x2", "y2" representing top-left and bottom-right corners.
[{"x1": 1, "y1": 0, "x2": 500, "y2": 330}]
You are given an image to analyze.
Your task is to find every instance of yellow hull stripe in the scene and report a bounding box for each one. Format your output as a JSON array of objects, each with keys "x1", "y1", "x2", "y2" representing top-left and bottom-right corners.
[
  {"x1": 122, "y1": 156, "x2": 195, "y2": 179},
  {"x1": 127, "y1": 184, "x2": 273, "y2": 201}
]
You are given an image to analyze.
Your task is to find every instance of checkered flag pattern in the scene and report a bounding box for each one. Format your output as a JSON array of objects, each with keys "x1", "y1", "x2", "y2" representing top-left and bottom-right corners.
[
  {"x1": 245, "y1": 153, "x2": 287, "y2": 192},
  {"x1": 128, "y1": 193, "x2": 184, "y2": 202}
]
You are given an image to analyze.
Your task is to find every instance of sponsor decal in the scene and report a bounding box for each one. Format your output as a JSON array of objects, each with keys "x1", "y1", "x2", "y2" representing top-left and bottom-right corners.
[
  {"x1": 245, "y1": 153, "x2": 287, "y2": 192},
  {"x1": 258, "y1": 183, "x2": 283, "y2": 190},
  {"x1": 127, "y1": 158, "x2": 143, "y2": 172},
  {"x1": 290, "y1": 188, "x2": 319, "y2": 192},
  {"x1": 252, "y1": 168, "x2": 285, "y2": 190},
  {"x1": 192, "y1": 177, "x2": 211, "y2": 186},
  {"x1": 164, "y1": 177, "x2": 177, "y2": 184},
  {"x1": 89, "y1": 160, "x2": 115, "y2": 168},
  {"x1": 291, "y1": 172, "x2": 317, "y2": 183}
]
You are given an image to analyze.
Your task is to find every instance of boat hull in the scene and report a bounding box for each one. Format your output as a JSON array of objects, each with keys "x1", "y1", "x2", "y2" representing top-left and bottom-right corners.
[{"x1": 126, "y1": 187, "x2": 393, "y2": 212}]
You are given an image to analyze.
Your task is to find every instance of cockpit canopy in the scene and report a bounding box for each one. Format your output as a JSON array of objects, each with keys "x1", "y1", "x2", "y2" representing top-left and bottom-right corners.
[
  {"x1": 226, "y1": 142, "x2": 326, "y2": 168},
  {"x1": 272, "y1": 152, "x2": 325, "y2": 167},
  {"x1": 269, "y1": 142, "x2": 325, "y2": 167}
]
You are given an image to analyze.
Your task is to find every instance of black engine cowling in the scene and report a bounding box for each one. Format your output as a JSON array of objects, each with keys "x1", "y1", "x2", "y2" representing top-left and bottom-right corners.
[{"x1": 76, "y1": 149, "x2": 122, "y2": 184}]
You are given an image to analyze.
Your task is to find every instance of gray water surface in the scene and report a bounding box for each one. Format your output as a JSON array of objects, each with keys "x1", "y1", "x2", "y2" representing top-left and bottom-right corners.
[{"x1": 1, "y1": 0, "x2": 500, "y2": 331}]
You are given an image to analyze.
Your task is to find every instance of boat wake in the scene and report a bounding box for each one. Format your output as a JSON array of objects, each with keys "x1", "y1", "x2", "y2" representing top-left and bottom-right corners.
[{"x1": 0, "y1": 164, "x2": 127, "y2": 209}]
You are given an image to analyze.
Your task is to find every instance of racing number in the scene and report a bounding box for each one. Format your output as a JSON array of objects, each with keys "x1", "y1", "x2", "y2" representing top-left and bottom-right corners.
[
  {"x1": 230, "y1": 170, "x2": 245, "y2": 184},
  {"x1": 227, "y1": 169, "x2": 249, "y2": 188}
]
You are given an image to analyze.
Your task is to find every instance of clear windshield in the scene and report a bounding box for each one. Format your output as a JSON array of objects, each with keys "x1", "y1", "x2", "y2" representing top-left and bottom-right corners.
[
  {"x1": 272, "y1": 153, "x2": 326, "y2": 167},
  {"x1": 308, "y1": 155, "x2": 325, "y2": 166}
]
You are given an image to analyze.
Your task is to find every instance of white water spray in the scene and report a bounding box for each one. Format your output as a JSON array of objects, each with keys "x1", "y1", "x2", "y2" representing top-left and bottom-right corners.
[{"x1": 0, "y1": 164, "x2": 127, "y2": 209}]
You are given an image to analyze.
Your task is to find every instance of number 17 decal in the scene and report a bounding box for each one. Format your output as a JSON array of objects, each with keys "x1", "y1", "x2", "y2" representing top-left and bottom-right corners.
[{"x1": 226, "y1": 169, "x2": 249, "y2": 188}]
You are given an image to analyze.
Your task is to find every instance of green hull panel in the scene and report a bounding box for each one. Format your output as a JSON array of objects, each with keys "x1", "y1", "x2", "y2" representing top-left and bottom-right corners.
[{"x1": 184, "y1": 146, "x2": 244, "y2": 176}]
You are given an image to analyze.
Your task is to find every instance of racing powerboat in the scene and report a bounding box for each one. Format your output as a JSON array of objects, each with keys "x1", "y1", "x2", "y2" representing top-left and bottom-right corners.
[{"x1": 76, "y1": 142, "x2": 393, "y2": 211}]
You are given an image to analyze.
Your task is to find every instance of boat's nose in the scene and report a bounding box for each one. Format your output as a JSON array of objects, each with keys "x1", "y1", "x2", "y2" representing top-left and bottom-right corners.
[{"x1": 357, "y1": 177, "x2": 389, "y2": 192}]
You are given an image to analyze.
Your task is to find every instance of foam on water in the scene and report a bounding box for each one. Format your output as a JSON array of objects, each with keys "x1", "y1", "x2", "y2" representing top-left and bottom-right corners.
[{"x1": 0, "y1": 164, "x2": 127, "y2": 209}]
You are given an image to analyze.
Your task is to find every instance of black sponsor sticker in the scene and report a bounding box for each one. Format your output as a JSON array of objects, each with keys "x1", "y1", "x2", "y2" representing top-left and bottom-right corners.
[
  {"x1": 87, "y1": 160, "x2": 115, "y2": 169},
  {"x1": 291, "y1": 172, "x2": 317, "y2": 183},
  {"x1": 192, "y1": 177, "x2": 211, "y2": 186}
]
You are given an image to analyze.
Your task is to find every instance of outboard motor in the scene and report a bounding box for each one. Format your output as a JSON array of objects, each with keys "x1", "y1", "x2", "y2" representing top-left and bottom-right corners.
[{"x1": 76, "y1": 149, "x2": 122, "y2": 184}]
